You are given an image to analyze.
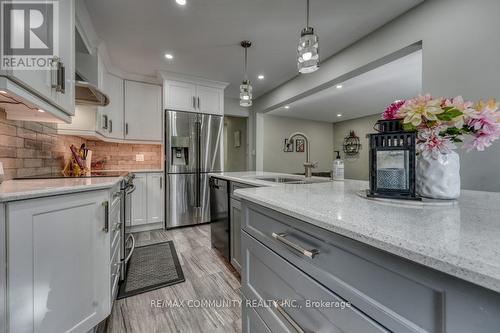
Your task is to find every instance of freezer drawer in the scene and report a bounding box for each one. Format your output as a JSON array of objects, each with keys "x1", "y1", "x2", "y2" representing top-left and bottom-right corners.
[{"x1": 166, "y1": 174, "x2": 198, "y2": 228}]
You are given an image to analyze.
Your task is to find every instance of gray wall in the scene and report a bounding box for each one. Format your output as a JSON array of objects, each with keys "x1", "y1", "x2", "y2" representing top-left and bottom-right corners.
[
  {"x1": 224, "y1": 116, "x2": 248, "y2": 172},
  {"x1": 333, "y1": 114, "x2": 380, "y2": 180},
  {"x1": 260, "y1": 115, "x2": 333, "y2": 174},
  {"x1": 224, "y1": 97, "x2": 249, "y2": 117},
  {"x1": 253, "y1": 0, "x2": 500, "y2": 191}
]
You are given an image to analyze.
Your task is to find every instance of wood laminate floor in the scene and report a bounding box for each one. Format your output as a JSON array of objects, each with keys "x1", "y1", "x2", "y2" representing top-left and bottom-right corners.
[{"x1": 106, "y1": 224, "x2": 242, "y2": 333}]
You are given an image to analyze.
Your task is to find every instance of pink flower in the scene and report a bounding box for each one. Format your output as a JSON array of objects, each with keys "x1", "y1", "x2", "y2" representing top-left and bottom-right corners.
[
  {"x1": 464, "y1": 132, "x2": 499, "y2": 152},
  {"x1": 463, "y1": 99, "x2": 500, "y2": 151},
  {"x1": 444, "y1": 96, "x2": 475, "y2": 127},
  {"x1": 416, "y1": 127, "x2": 457, "y2": 160},
  {"x1": 397, "y1": 95, "x2": 444, "y2": 126},
  {"x1": 382, "y1": 100, "x2": 405, "y2": 120}
]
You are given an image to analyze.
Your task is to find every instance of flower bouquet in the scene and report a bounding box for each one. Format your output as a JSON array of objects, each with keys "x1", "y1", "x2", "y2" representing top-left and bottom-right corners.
[{"x1": 381, "y1": 95, "x2": 500, "y2": 199}]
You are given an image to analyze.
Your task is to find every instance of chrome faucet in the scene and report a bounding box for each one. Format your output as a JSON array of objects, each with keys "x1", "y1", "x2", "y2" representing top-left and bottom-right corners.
[{"x1": 288, "y1": 132, "x2": 318, "y2": 178}]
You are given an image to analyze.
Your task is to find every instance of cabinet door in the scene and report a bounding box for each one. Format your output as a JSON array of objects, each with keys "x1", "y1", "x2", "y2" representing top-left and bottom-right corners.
[
  {"x1": 101, "y1": 72, "x2": 124, "y2": 139},
  {"x1": 54, "y1": 0, "x2": 75, "y2": 115},
  {"x1": 147, "y1": 173, "x2": 164, "y2": 224},
  {"x1": 230, "y1": 198, "x2": 242, "y2": 272},
  {"x1": 131, "y1": 173, "x2": 148, "y2": 225},
  {"x1": 124, "y1": 81, "x2": 162, "y2": 141},
  {"x1": 196, "y1": 84, "x2": 223, "y2": 115},
  {"x1": 0, "y1": 0, "x2": 75, "y2": 116},
  {"x1": 164, "y1": 80, "x2": 196, "y2": 112},
  {"x1": 7, "y1": 191, "x2": 110, "y2": 333}
]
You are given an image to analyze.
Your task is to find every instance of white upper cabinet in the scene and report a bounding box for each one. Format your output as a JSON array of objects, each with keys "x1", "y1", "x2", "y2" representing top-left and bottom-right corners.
[
  {"x1": 54, "y1": 0, "x2": 76, "y2": 115},
  {"x1": 0, "y1": 0, "x2": 75, "y2": 121},
  {"x1": 164, "y1": 80, "x2": 197, "y2": 113},
  {"x1": 124, "y1": 80, "x2": 162, "y2": 142},
  {"x1": 196, "y1": 84, "x2": 224, "y2": 115},
  {"x1": 100, "y1": 72, "x2": 124, "y2": 139},
  {"x1": 162, "y1": 74, "x2": 228, "y2": 115}
]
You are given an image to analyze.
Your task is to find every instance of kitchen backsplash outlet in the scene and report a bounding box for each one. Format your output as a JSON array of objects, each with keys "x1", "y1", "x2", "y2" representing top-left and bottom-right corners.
[{"x1": 135, "y1": 154, "x2": 145, "y2": 162}]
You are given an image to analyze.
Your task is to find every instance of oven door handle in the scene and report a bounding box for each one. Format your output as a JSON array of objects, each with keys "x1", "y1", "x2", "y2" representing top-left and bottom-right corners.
[
  {"x1": 125, "y1": 185, "x2": 136, "y2": 195},
  {"x1": 120, "y1": 234, "x2": 136, "y2": 264}
]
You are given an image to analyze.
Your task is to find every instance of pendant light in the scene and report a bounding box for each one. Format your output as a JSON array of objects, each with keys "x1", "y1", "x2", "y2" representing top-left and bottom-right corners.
[
  {"x1": 240, "y1": 41, "x2": 253, "y2": 107},
  {"x1": 297, "y1": 0, "x2": 319, "y2": 74}
]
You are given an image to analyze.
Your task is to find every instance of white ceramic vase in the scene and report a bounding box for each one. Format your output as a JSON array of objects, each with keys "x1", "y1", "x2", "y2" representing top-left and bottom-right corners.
[{"x1": 416, "y1": 151, "x2": 461, "y2": 199}]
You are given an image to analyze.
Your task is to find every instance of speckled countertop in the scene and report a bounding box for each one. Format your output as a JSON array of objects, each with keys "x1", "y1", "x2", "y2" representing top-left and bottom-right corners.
[
  {"x1": 0, "y1": 177, "x2": 123, "y2": 202},
  {"x1": 234, "y1": 179, "x2": 500, "y2": 293}
]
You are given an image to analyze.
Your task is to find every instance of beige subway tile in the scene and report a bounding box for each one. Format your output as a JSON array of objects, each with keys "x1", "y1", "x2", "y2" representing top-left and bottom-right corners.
[
  {"x1": 0, "y1": 146, "x2": 16, "y2": 158},
  {"x1": 23, "y1": 158, "x2": 43, "y2": 168}
]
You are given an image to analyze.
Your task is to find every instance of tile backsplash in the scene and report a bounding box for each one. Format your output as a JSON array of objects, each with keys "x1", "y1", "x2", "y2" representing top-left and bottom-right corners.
[
  {"x1": 86, "y1": 140, "x2": 162, "y2": 171},
  {"x1": 0, "y1": 109, "x2": 162, "y2": 180}
]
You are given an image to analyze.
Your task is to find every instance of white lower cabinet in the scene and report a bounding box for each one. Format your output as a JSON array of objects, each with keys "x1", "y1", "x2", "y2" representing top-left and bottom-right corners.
[
  {"x1": 6, "y1": 189, "x2": 114, "y2": 333},
  {"x1": 131, "y1": 172, "x2": 164, "y2": 229},
  {"x1": 131, "y1": 173, "x2": 148, "y2": 225},
  {"x1": 147, "y1": 173, "x2": 164, "y2": 224}
]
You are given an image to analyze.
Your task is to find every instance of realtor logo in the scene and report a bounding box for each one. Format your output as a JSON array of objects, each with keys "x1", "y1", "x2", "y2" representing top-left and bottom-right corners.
[{"x1": 1, "y1": 0, "x2": 59, "y2": 70}]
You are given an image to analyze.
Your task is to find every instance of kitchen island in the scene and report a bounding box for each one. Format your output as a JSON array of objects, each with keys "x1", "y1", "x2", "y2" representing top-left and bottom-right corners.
[{"x1": 233, "y1": 178, "x2": 500, "y2": 333}]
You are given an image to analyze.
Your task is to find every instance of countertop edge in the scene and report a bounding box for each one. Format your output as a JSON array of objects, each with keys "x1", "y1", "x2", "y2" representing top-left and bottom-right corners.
[
  {"x1": 234, "y1": 189, "x2": 500, "y2": 294},
  {"x1": 0, "y1": 178, "x2": 122, "y2": 203}
]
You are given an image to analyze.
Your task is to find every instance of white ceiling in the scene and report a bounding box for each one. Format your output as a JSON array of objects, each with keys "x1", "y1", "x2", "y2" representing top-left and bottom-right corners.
[
  {"x1": 84, "y1": 0, "x2": 423, "y2": 98},
  {"x1": 268, "y1": 50, "x2": 422, "y2": 123}
]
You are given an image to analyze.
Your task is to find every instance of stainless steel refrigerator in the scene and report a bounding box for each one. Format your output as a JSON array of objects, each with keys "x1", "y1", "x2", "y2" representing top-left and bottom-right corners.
[{"x1": 164, "y1": 110, "x2": 224, "y2": 228}]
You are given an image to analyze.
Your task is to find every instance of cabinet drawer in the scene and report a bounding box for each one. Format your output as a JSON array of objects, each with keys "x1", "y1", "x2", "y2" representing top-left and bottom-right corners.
[
  {"x1": 110, "y1": 204, "x2": 121, "y2": 256},
  {"x1": 242, "y1": 202, "x2": 444, "y2": 333},
  {"x1": 110, "y1": 241, "x2": 121, "y2": 302},
  {"x1": 242, "y1": 297, "x2": 272, "y2": 333},
  {"x1": 241, "y1": 231, "x2": 388, "y2": 333}
]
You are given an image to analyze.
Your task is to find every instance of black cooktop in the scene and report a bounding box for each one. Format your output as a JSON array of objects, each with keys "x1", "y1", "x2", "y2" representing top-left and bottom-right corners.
[{"x1": 15, "y1": 171, "x2": 129, "y2": 180}]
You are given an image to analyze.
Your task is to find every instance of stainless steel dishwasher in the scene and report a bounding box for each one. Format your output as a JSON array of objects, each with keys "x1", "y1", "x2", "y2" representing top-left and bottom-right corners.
[{"x1": 209, "y1": 177, "x2": 230, "y2": 260}]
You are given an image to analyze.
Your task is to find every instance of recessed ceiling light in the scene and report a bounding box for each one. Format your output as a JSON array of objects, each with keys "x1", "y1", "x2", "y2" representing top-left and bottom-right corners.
[
  {"x1": 0, "y1": 90, "x2": 7, "y2": 94},
  {"x1": 336, "y1": 114, "x2": 342, "y2": 117},
  {"x1": 165, "y1": 53, "x2": 174, "y2": 60},
  {"x1": 284, "y1": 105, "x2": 290, "y2": 109},
  {"x1": 257, "y1": 74, "x2": 264, "y2": 80},
  {"x1": 336, "y1": 84, "x2": 343, "y2": 89},
  {"x1": 176, "y1": 0, "x2": 186, "y2": 5},
  {"x1": 37, "y1": 109, "x2": 45, "y2": 113}
]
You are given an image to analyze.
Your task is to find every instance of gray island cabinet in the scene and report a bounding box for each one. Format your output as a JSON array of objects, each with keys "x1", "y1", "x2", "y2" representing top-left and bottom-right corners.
[{"x1": 236, "y1": 180, "x2": 500, "y2": 333}]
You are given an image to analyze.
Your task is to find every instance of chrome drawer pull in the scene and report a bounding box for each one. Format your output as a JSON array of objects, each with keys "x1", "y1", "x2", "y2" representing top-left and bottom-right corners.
[
  {"x1": 273, "y1": 300, "x2": 307, "y2": 333},
  {"x1": 271, "y1": 232, "x2": 319, "y2": 259}
]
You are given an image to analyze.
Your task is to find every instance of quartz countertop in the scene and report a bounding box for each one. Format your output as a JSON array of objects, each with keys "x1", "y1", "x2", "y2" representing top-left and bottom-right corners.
[
  {"x1": 104, "y1": 169, "x2": 163, "y2": 173},
  {"x1": 234, "y1": 179, "x2": 500, "y2": 294},
  {"x1": 0, "y1": 177, "x2": 123, "y2": 203},
  {"x1": 208, "y1": 171, "x2": 330, "y2": 187}
]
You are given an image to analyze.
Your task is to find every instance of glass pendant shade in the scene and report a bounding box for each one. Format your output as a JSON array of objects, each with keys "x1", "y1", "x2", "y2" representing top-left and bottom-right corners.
[
  {"x1": 240, "y1": 80, "x2": 253, "y2": 107},
  {"x1": 298, "y1": 27, "x2": 319, "y2": 74}
]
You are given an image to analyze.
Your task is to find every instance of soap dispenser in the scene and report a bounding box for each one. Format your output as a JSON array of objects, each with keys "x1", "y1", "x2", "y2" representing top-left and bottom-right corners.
[{"x1": 332, "y1": 151, "x2": 344, "y2": 181}]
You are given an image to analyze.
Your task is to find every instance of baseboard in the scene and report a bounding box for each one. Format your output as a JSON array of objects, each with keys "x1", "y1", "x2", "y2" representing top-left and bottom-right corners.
[{"x1": 129, "y1": 222, "x2": 164, "y2": 233}]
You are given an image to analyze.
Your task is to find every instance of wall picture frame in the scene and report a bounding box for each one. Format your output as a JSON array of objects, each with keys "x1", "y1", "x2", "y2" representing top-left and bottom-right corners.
[
  {"x1": 283, "y1": 139, "x2": 293, "y2": 152},
  {"x1": 295, "y1": 138, "x2": 305, "y2": 153}
]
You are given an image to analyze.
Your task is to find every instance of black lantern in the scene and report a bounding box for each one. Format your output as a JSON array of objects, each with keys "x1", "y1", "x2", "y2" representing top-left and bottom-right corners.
[{"x1": 367, "y1": 120, "x2": 419, "y2": 200}]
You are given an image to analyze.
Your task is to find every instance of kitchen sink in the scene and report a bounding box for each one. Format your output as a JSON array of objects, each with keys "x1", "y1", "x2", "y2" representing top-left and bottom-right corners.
[{"x1": 255, "y1": 176, "x2": 331, "y2": 184}]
